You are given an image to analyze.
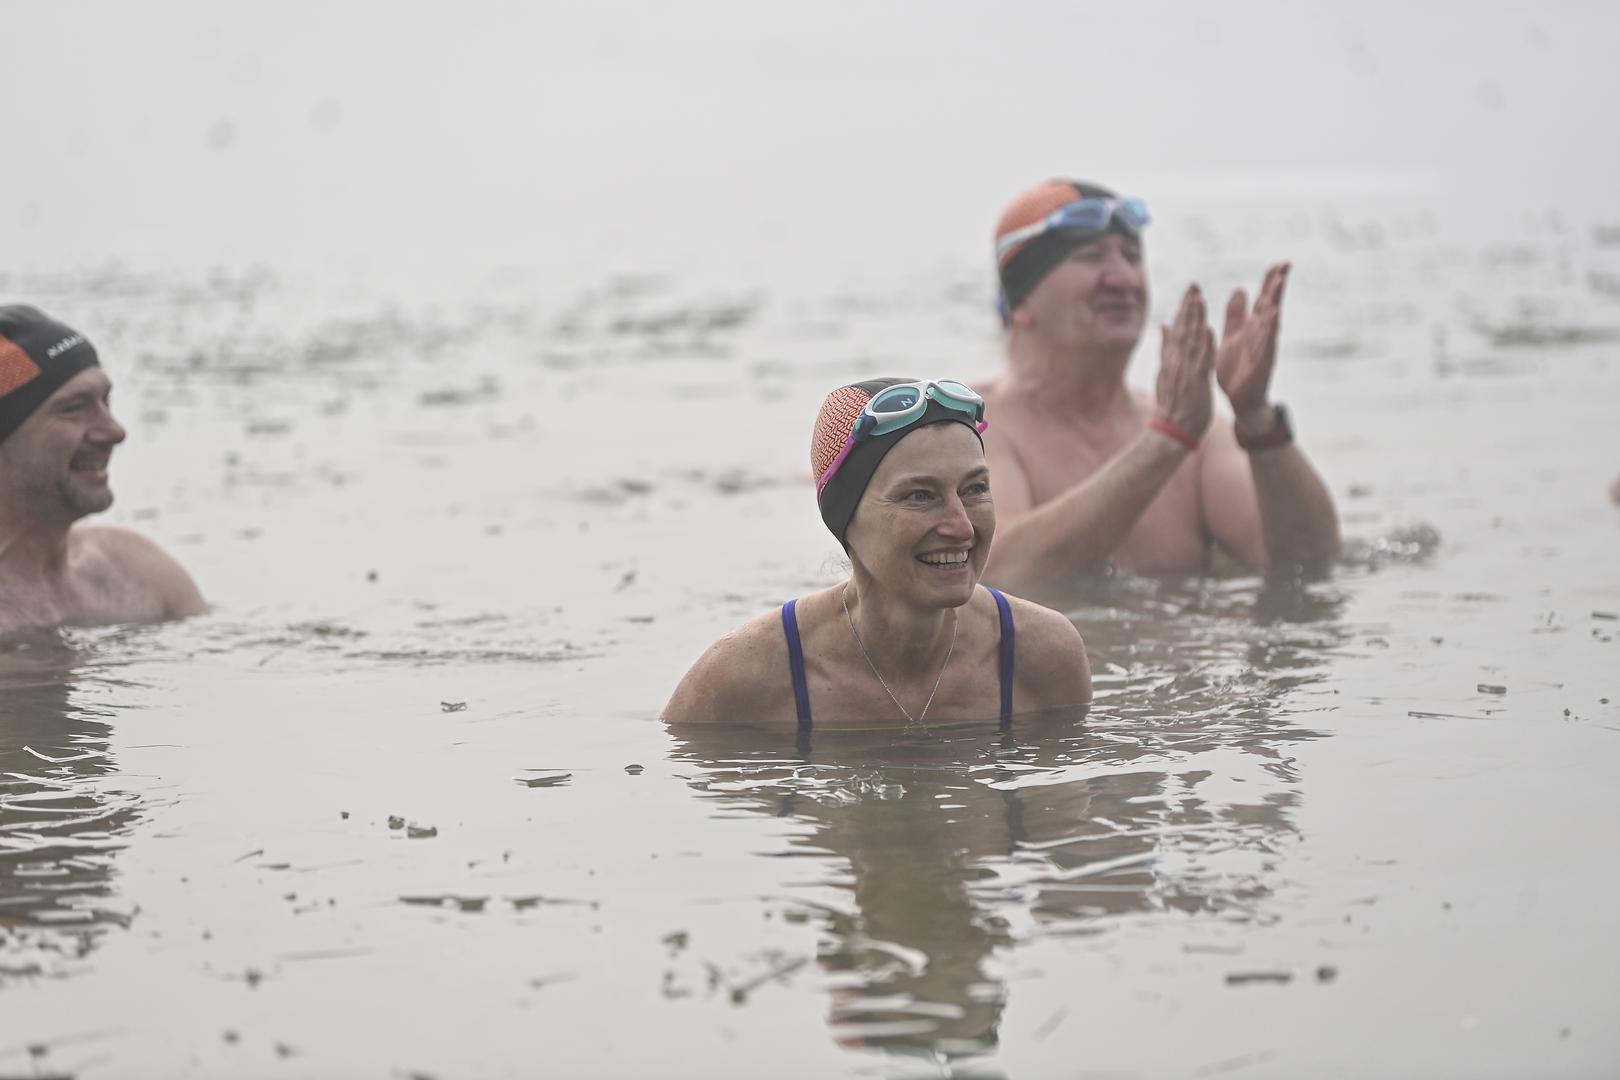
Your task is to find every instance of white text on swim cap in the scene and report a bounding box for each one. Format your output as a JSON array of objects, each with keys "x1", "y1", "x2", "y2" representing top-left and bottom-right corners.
[{"x1": 45, "y1": 334, "x2": 86, "y2": 360}]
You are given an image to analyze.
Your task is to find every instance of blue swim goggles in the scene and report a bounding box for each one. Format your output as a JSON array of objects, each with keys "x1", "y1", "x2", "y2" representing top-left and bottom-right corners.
[
  {"x1": 817, "y1": 379, "x2": 986, "y2": 497},
  {"x1": 994, "y1": 195, "x2": 1152, "y2": 261}
]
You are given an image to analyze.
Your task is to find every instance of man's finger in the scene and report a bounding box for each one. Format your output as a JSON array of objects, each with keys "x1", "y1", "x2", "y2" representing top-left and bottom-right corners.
[
  {"x1": 1223, "y1": 289, "x2": 1247, "y2": 342},
  {"x1": 1177, "y1": 284, "x2": 1201, "y2": 333},
  {"x1": 1270, "y1": 262, "x2": 1291, "y2": 311},
  {"x1": 1261, "y1": 262, "x2": 1290, "y2": 311}
]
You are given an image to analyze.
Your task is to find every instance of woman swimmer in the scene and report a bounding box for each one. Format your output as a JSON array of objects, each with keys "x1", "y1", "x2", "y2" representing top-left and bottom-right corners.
[{"x1": 662, "y1": 378, "x2": 1092, "y2": 730}]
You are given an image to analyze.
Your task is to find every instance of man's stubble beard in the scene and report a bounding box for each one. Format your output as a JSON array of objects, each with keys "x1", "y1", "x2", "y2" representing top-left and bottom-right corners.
[{"x1": 55, "y1": 473, "x2": 114, "y2": 518}]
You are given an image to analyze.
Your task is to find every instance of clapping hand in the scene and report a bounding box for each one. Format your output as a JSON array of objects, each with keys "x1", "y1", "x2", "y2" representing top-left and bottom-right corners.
[
  {"x1": 1154, "y1": 284, "x2": 1216, "y2": 442},
  {"x1": 1215, "y1": 262, "x2": 1290, "y2": 430}
]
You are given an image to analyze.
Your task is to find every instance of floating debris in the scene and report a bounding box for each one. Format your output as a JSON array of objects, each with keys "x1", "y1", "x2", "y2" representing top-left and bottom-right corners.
[
  {"x1": 440, "y1": 701, "x2": 468, "y2": 713},
  {"x1": 1477, "y1": 684, "x2": 1507, "y2": 695},
  {"x1": 515, "y1": 771, "x2": 573, "y2": 789},
  {"x1": 406, "y1": 824, "x2": 438, "y2": 839},
  {"x1": 624, "y1": 764, "x2": 645, "y2": 775},
  {"x1": 400, "y1": 895, "x2": 488, "y2": 913},
  {"x1": 1225, "y1": 971, "x2": 1293, "y2": 986}
]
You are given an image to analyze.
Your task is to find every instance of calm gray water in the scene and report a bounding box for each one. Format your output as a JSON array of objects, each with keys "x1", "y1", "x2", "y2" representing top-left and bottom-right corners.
[{"x1": 4, "y1": 3, "x2": 1619, "y2": 1077}]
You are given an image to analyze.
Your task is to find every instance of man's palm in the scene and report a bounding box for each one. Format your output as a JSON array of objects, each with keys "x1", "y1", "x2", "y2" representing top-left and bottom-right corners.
[{"x1": 1215, "y1": 263, "x2": 1290, "y2": 418}]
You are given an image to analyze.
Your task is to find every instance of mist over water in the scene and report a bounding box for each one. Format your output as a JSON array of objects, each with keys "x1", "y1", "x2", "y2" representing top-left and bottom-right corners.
[{"x1": 3, "y1": 2, "x2": 1619, "y2": 1077}]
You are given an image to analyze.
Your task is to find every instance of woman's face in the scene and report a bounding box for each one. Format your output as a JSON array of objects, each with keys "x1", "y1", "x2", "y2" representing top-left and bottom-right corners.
[{"x1": 844, "y1": 422, "x2": 994, "y2": 609}]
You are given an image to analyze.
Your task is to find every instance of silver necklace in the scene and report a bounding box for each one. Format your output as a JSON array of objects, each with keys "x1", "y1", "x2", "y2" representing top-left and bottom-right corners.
[{"x1": 841, "y1": 585, "x2": 958, "y2": 728}]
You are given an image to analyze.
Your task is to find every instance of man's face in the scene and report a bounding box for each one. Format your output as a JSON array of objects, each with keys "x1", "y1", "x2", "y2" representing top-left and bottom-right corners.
[
  {"x1": 0, "y1": 368, "x2": 127, "y2": 520},
  {"x1": 1014, "y1": 232, "x2": 1149, "y2": 356}
]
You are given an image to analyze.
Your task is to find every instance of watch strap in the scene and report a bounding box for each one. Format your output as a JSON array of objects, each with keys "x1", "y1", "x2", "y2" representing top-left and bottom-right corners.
[{"x1": 1235, "y1": 403, "x2": 1293, "y2": 452}]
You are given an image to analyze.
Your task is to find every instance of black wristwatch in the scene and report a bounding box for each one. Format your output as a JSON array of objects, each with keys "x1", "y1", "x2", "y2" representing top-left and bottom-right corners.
[{"x1": 1235, "y1": 403, "x2": 1293, "y2": 452}]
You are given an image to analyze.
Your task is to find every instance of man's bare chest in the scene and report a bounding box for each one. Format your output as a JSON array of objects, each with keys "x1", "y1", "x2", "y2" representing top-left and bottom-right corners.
[
  {"x1": 0, "y1": 566, "x2": 165, "y2": 633},
  {"x1": 1002, "y1": 414, "x2": 1212, "y2": 572}
]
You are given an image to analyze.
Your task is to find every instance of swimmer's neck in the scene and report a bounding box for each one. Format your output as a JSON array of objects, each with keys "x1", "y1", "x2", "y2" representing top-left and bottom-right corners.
[
  {"x1": 841, "y1": 577, "x2": 959, "y2": 676},
  {"x1": 0, "y1": 515, "x2": 76, "y2": 578},
  {"x1": 1003, "y1": 332, "x2": 1135, "y2": 415}
]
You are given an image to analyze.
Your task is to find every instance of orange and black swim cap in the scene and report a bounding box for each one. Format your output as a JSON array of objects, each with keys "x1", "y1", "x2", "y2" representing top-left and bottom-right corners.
[
  {"x1": 811, "y1": 378, "x2": 985, "y2": 550},
  {"x1": 995, "y1": 178, "x2": 1125, "y2": 317},
  {"x1": 0, "y1": 305, "x2": 101, "y2": 444}
]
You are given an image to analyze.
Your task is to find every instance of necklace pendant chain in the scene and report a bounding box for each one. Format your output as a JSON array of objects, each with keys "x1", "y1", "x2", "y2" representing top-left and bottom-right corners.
[{"x1": 842, "y1": 586, "x2": 958, "y2": 730}]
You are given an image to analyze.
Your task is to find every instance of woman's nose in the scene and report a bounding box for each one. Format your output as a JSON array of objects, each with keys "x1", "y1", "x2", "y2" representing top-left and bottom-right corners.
[{"x1": 937, "y1": 494, "x2": 974, "y2": 538}]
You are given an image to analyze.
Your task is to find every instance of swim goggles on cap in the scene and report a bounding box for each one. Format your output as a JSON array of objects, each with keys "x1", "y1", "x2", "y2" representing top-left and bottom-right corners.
[
  {"x1": 817, "y1": 380, "x2": 987, "y2": 497},
  {"x1": 995, "y1": 195, "x2": 1152, "y2": 260}
]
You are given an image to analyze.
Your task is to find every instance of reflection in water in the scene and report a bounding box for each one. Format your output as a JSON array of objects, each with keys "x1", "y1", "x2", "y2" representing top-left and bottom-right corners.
[
  {"x1": 0, "y1": 641, "x2": 142, "y2": 982},
  {"x1": 668, "y1": 573, "x2": 1344, "y2": 1072}
]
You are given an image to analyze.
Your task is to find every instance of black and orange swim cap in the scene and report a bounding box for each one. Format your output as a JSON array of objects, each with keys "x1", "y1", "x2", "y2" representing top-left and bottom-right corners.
[
  {"x1": 0, "y1": 306, "x2": 101, "y2": 445},
  {"x1": 995, "y1": 178, "x2": 1124, "y2": 316},
  {"x1": 811, "y1": 378, "x2": 985, "y2": 550}
]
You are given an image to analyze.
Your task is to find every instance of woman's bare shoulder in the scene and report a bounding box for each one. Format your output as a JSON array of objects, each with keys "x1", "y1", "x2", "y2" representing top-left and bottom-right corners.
[
  {"x1": 997, "y1": 590, "x2": 1092, "y2": 706},
  {"x1": 661, "y1": 606, "x2": 795, "y2": 725}
]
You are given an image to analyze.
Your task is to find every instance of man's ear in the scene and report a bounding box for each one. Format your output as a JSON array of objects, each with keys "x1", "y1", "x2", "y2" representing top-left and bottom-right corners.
[{"x1": 1006, "y1": 297, "x2": 1035, "y2": 331}]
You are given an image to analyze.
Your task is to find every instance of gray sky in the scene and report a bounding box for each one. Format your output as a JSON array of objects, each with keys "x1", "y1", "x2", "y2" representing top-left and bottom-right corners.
[{"x1": 5, "y1": 1, "x2": 1616, "y2": 277}]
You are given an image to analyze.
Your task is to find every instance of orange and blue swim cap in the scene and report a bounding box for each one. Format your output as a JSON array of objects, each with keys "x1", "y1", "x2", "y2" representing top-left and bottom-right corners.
[{"x1": 995, "y1": 178, "x2": 1138, "y2": 316}]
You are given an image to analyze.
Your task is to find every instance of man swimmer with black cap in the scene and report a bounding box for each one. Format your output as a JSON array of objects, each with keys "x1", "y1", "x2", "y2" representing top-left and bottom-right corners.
[
  {"x1": 0, "y1": 305, "x2": 205, "y2": 636},
  {"x1": 978, "y1": 179, "x2": 1341, "y2": 586}
]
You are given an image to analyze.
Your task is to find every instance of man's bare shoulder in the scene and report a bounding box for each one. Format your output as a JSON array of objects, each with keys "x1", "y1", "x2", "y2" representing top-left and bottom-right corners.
[
  {"x1": 73, "y1": 525, "x2": 207, "y2": 616},
  {"x1": 662, "y1": 607, "x2": 793, "y2": 725}
]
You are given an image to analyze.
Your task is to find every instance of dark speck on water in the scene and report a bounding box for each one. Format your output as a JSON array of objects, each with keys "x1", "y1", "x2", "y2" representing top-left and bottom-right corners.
[{"x1": 1226, "y1": 972, "x2": 1294, "y2": 987}]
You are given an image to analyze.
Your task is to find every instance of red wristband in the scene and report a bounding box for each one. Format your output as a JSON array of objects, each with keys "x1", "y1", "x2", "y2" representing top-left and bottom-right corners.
[{"x1": 1148, "y1": 417, "x2": 1198, "y2": 451}]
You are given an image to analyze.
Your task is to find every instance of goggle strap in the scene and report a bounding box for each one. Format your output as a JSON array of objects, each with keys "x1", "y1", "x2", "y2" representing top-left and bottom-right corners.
[
  {"x1": 816, "y1": 434, "x2": 860, "y2": 499},
  {"x1": 995, "y1": 219, "x2": 1051, "y2": 260}
]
